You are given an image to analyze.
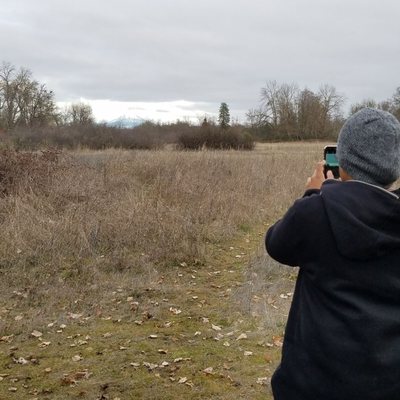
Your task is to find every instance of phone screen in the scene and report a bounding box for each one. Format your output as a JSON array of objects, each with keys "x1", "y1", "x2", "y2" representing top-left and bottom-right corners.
[
  {"x1": 325, "y1": 152, "x2": 338, "y2": 167},
  {"x1": 324, "y1": 145, "x2": 339, "y2": 178}
]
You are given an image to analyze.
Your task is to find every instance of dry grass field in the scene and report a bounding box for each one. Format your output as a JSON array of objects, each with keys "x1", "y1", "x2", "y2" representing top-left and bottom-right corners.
[{"x1": 0, "y1": 142, "x2": 326, "y2": 399}]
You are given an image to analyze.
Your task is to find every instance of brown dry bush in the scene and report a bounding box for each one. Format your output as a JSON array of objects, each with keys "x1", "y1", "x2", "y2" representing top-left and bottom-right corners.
[
  {"x1": 7, "y1": 120, "x2": 203, "y2": 151},
  {"x1": 9, "y1": 124, "x2": 162, "y2": 150},
  {"x1": 0, "y1": 148, "x2": 61, "y2": 196},
  {"x1": 178, "y1": 125, "x2": 254, "y2": 150},
  {"x1": 0, "y1": 145, "x2": 321, "y2": 331}
]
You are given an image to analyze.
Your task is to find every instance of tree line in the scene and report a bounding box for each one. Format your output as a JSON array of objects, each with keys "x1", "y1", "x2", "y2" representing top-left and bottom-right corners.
[
  {"x1": 1, "y1": 61, "x2": 399, "y2": 146},
  {"x1": 247, "y1": 80, "x2": 400, "y2": 141}
]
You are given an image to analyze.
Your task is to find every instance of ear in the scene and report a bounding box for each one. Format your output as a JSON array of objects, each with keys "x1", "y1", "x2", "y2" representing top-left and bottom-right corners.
[{"x1": 339, "y1": 167, "x2": 352, "y2": 182}]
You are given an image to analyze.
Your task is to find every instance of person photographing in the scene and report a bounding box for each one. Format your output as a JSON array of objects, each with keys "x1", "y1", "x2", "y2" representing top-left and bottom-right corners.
[{"x1": 265, "y1": 108, "x2": 400, "y2": 399}]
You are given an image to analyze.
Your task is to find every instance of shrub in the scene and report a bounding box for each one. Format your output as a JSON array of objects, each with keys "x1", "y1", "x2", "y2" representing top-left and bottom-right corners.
[
  {"x1": 8, "y1": 124, "x2": 162, "y2": 150},
  {"x1": 0, "y1": 148, "x2": 61, "y2": 196},
  {"x1": 178, "y1": 125, "x2": 254, "y2": 150}
]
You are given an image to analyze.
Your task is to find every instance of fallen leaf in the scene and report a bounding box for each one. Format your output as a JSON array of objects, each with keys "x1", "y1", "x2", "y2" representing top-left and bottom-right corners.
[
  {"x1": 273, "y1": 336, "x2": 284, "y2": 347},
  {"x1": 1, "y1": 335, "x2": 14, "y2": 343},
  {"x1": 14, "y1": 357, "x2": 29, "y2": 365},
  {"x1": 130, "y1": 302, "x2": 139, "y2": 311},
  {"x1": 211, "y1": 324, "x2": 222, "y2": 331},
  {"x1": 236, "y1": 333, "x2": 248, "y2": 341},
  {"x1": 143, "y1": 362, "x2": 158, "y2": 371},
  {"x1": 257, "y1": 377, "x2": 270, "y2": 386},
  {"x1": 203, "y1": 367, "x2": 214, "y2": 375},
  {"x1": 174, "y1": 357, "x2": 191, "y2": 363},
  {"x1": 178, "y1": 377, "x2": 187, "y2": 384},
  {"x1": 61, "y1": 370, "x2": 91, "y2": 385},
  {"x1": 160, "y1": 361, "x2": 169, "y2": 367},
  {"x1": 244, "y1": 351, "x2": 253, "y2": 356},
  {"x1": 72, "y1": 355, "x2": 83, "y2": 362},
  {"x1": 68, "y1": 313, "x2": 83, "y2": 320},
  {"x1": 31, "y1": 330, "x2": 43, "y2": 338}
]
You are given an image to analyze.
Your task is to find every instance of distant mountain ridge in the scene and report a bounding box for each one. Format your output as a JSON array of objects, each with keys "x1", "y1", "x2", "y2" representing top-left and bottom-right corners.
[{"x1": 106, "y1": 117, "x2": 145, "y2": 128}]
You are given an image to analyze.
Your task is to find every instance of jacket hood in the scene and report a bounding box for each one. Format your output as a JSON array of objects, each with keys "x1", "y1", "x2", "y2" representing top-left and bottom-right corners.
[{"x1": 320, "y1": 180, "x2": 400, "y2": 261}]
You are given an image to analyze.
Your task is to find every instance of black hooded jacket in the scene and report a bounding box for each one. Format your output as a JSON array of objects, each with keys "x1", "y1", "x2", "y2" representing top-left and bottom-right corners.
[{"x1": 265, "y1": 180, "x2": 400, "y2": 400}]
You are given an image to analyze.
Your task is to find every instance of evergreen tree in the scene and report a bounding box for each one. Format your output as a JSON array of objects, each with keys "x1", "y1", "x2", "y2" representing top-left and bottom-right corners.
[{"x1": 218, "y1": 102, "x2": 230, "y2": 130}]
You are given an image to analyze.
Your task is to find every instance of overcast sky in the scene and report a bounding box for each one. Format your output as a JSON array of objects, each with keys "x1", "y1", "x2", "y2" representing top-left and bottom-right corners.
[{"x1": 1, "y1": 0, "x2": 399, "y2": 122}]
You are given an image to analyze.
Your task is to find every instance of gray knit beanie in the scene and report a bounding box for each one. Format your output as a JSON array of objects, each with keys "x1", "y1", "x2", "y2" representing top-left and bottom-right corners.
[{"x1": 337, "y1": 108, "x2": 400, "y2": 187}]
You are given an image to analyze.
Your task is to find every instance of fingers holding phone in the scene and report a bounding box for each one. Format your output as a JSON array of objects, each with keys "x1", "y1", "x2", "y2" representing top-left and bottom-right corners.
[
  {"x1": 306, "y1": 146, "x2": 339, "y2": 190},
  {"x1": 306, "y1": 161, "x2": 327, "y2": 190},
  {"x1": 324, "y1": 145, "x2": 339, "y2": 178}
]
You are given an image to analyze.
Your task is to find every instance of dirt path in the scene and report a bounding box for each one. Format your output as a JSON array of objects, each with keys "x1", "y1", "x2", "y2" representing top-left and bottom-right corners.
[{"x1": 0, "y1": 224, "x2": 296, "y2": 400}]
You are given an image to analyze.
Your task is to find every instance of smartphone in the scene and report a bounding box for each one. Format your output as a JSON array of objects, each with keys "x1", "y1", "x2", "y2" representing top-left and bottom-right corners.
[{"x1": 324, "y1": 145, "x2": 339, "y2": 178}]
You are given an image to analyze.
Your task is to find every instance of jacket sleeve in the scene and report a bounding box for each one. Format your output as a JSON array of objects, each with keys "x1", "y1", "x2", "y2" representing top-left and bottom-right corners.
[{"x1": 265, "y1": 189, "x2": 319, "y2": 266}]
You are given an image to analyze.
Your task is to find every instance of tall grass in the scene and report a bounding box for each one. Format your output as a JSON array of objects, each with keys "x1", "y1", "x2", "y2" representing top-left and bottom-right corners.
[{"x1": 0, "y1": 145, "x2": 321, "y2": 330}]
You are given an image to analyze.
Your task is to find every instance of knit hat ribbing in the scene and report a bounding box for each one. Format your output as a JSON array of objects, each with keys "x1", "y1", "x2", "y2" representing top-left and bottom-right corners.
[{"x1": 337, "y1": 108, "x2": 400, "y2": 187}]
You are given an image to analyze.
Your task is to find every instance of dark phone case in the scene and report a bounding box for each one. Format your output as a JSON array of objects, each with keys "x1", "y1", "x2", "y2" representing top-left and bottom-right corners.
[
  {"x1": 324, "y1": 145, "x2": 338, "y2": 179},
  {"x1": 324, "y1": 165, "x2": 340, "y2": 179}
]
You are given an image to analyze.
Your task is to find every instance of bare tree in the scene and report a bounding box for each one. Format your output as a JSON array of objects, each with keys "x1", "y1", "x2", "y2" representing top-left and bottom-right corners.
[
  {"x1": 318, "y1": 84, "x2": 345, "y2": 134},
  {"x1": 276, "y1": 83, "x2": 298, "y2": 138},
  {"x1": 0, "y1": 62, "x2": 18, "y2": 129},
  {"x1": 260, "y1": 80, "x2": 280, "y2": 128},
  {"x1": 391, "y1": 87, "x2": 400, "y2": 120},
  {"x1": 255, "y1": 81, "x2": 345, "y2": 140},
  {"x1": 350, "y1": 98, "x2": 378, "y2": 115},
  {"x1": 260, "y1": 81, "x2": 299, "y2": 138},
  {"x1": 246, "y1": 107, "x2": 270, "y2": 129},
  {"x1": 0, "y1": 62, "x2": 57, "y2": 130},
  {"x1": 297, "y1": 89, "x2": 323, "y2": 139},
  {"x1": 64, "y1": 102, "x2": 94, "y2": 125}
]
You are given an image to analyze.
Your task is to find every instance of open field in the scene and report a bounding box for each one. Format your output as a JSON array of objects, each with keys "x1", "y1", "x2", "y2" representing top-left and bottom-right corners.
[{"x1": 0, "y1": 143, "x2": 325, "y2": 399}]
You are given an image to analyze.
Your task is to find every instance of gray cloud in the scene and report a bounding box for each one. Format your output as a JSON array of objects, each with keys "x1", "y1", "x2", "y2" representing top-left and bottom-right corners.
[{"x1": 1, "y1": 0, "x2": 400, "y2": 119}]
